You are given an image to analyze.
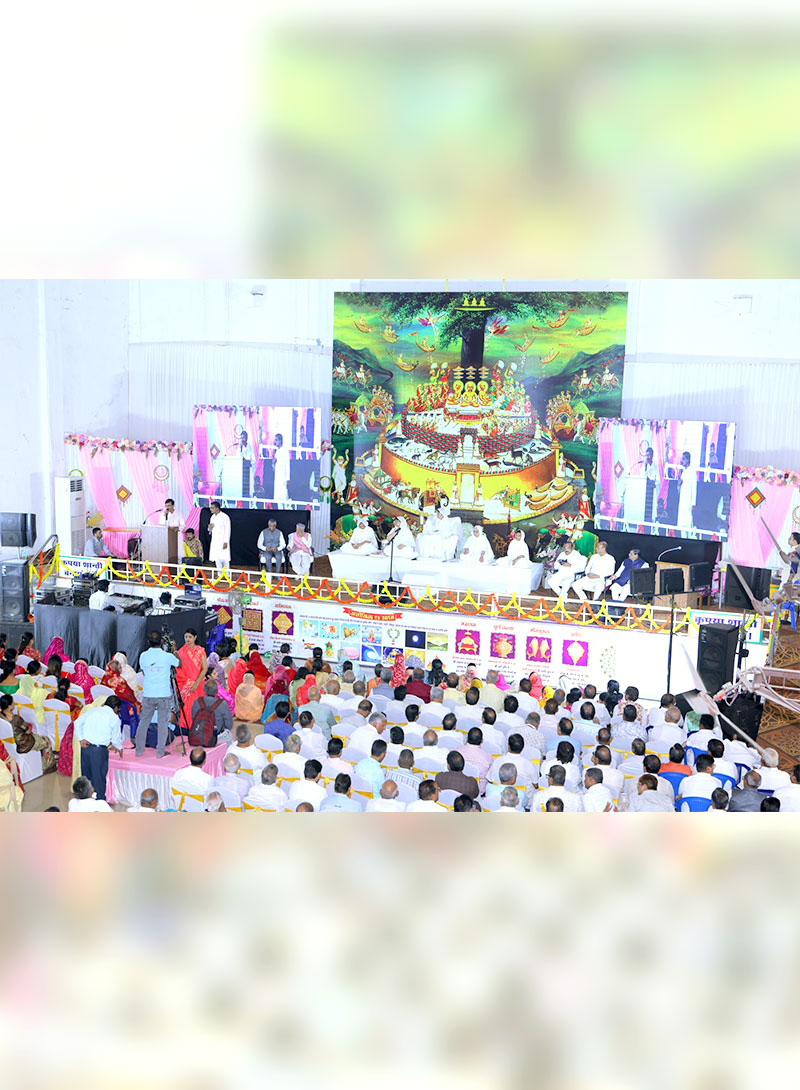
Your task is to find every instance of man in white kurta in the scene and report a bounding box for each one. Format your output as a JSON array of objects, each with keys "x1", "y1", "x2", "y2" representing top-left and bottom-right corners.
[
  {"x1": 676, "y1": 452, "x2": 697, "y2": 530},
  {"x1": 340, "y1": 518, "x2": 379, "y2": 555},
  {"x1": 418, "y1": 510, "x2": 459, "y2": 562},
  {"x1": 498, "y1": 529, "x2": 531, "y2": 569},
  {"x1": 571, "y1": 540, "x2": 617, "y2": 600},
  {"x1": 208, "y1": 502, "x2": 231, "y2": 571},
  {"x1": 460, "y1": 525, "x2": 493, "y2": 564},
  {"x1": 288, "y1": 525, "x2": 314, "y2": 575},
  {"x1": 546, "y1": 541, "x2": 586, "y2": 597},
  {"x1": 272, "y1": 435, "x2": 290, "y2": 501}
]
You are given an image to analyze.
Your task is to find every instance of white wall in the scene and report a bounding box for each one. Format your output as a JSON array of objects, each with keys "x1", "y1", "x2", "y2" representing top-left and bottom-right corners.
[{"x1": 3, "y1": 277, "x2": 800, "y2": 549}]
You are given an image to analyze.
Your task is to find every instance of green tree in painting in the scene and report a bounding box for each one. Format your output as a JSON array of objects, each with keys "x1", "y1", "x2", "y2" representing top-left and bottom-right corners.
[{"x1": 344, "y1": 290, "x2": 622, "y2": 370}]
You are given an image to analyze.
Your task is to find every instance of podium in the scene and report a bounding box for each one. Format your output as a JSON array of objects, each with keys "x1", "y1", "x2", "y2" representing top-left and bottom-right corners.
[
  {"x1": 622, "y1": 474, "x2": 648, "y2": 523},
  {"x1": 141, "y1": 525, "x2": 178, "y2": 565}
]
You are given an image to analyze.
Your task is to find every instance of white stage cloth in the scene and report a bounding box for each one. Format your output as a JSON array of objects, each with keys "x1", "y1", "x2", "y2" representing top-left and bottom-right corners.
[{"x1": 329, "y1": 552, "x2": 543, "y2": 595}]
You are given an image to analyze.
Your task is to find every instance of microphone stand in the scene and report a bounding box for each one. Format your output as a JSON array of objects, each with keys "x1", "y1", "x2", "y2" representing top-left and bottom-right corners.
[{"x1": 656, "y1": 546, "x2": 682, "y2": 693}]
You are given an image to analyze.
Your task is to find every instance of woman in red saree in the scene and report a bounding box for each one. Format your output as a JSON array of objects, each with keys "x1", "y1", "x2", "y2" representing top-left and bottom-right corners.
[
  {"x1": 101, "y1": 659, "x2": 141, "y2": 712},
  {"x1": 55, "y1": 677, "x2": 84, "y2": 778},
  {"x1": 391, "y1": 651, "x2": 407, "y2": 689},
  {"x1": 18, "y1": 633, "x2": 41, "y2": 662},
  {"x1": 175, "y1": 628, "x2": 207, "y2": 722},
  {"x1": 245, "y1": 650, "x2": 271, "y2": 688}
]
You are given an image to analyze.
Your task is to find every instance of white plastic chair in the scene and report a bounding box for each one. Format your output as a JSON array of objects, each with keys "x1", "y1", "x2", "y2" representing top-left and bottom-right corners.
[
  {"x1": 1, "y1": 738, "x2": 43, "y2": 784},
  {"x1": 341, "y1": 746, "x2": 369, "y2": 764},
  {"x1": 16, "y1": 655, "x2": 33, "y2": 670},
  {"x1": 254, "y1": 733, "x2": 285, "y2": 755},
  {"x1": 437, "y1": 788, "x2": 461, "y2": 809},
  {"x1": 62, "y1": 661, "x2": 75, "y2": 673},
  {"x1": 349, "y1": 773, "x2": 374, "y2": 798},
  {"x1": 90, "y1": 684, "x2": 114, "y2": 702},
  {"x1": 414, "y1": 754, "x2": 446, "y2": 775},
  {"x1": 14, "y1": 705, "x2": 39, "y2": 727},
  {"x1": 463, "y1": 761, "x2": 481, "y2": 779},
  {"x1": 214, "y1": 784, "x2": 243, "y2": 812},
  {"x1": 43, "y1": 701, "x2": 72, "y2": 750},
  {"x1": 170, "y1": 787, "x2": 206, "y2": 812},
  {"x1": 87, "y1": 666, "x2": 106, "y2": 681},
  {"x1": 402, "y1": 729, "x2": 424, "y2": 748},
  {"x1": 39, "y1": 676, "x2": 58, "y2": 690},
  {"x1": 481, "y1": 795, "x2": 505, "y2": 812},
  {"x1": 436, "y1": 732, "x2": 465, "y2": 750},
  {"x1": 417, "y1": 709, "x2": 446, "y2": 727},
  {"x1": 394, "y1": 781, "x2": 418, "y2": 804}
]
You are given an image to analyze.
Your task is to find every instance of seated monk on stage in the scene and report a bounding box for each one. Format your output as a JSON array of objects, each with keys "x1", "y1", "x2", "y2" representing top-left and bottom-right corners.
[
  {"x1": 339, "y1": 517, "x2": 379, "y2": 555},
  {"x1": 498, "y1": 528, "x2": 532, "y2": 569},
  {"x1": 460, "y1": 525, "x2": 494, "y2": 564},
  {"x1": 382, "y1": 516, "x2": 417, "y2": 559},
  {"x1": 418, "y1": 509, "x2": 459, "y2": 562}
]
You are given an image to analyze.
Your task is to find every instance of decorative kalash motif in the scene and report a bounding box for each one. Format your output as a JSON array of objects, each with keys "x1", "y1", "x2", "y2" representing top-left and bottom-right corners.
[{"x1": 331, "y1": 289, "x2": 627, "y2": 537}]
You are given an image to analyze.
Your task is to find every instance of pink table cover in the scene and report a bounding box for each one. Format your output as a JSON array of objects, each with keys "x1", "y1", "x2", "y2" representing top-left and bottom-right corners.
[{"x1": 106, "y1": 739, "x2": 227, "y2": 807}]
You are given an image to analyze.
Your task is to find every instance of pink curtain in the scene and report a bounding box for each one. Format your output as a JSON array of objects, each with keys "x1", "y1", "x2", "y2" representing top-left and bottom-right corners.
[
  {"x1": 171, "y1": 451, "x2": 201, "y2": 533},
  {"x1": 127, "y1": 452, "x2": 170, "y2": 525},
  {"x1": 194, "y1": 409, "x2": 211, "y2": 482},
  {"x1": 216, "y1": 410, "x2": 238, "y2": 458},
  {"x1": 728, "y1": 475, "x2": 795, "y2": 566},
  {"x1": 80, "y1": 448, "x2": 138, "y2": 557},
  {"x1": 245, "y1": 409, "x2": 263, "y2": 480}
]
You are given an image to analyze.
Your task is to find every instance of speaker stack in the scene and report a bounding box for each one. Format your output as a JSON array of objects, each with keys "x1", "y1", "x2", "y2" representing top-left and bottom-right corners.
[
  {"x1": 724, "y1": 565, "x2": 771, "y2": 608},
  {"x1": 0, "y1": 560, "x2": 30, "y2": 622},
  {"x1": 696, "y1": 622, "x2": 739, "y2": 694}
]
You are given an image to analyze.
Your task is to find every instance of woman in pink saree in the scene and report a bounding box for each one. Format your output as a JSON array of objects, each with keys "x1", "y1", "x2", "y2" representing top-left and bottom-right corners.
[
  {"x1": 175, "y1": 628, "x2": 207, "y2": 722},
  {"x1": 42, "y1": 637, "x2": 66, "y2": 665},
  {"x1": 71, "y1": 661, "x2": 95, "y2": 702},
  {"x1": 205, "y1": 656, "x2": 235, "y2": 717}
]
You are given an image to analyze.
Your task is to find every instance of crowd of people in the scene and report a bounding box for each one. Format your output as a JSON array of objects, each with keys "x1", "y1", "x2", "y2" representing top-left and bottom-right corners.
[{"x1": 1, "y1": 626, "x2": 795, "y2": 814}]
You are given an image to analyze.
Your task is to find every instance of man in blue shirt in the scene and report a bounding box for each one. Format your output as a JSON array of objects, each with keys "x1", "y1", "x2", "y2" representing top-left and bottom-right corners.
[
  {"x1": 84, "y1": 527, "x2": 110, "y2": 558},
  {"x1": 137, "y1": 630, "x2": 180, "y2": 758},
  {"x1": 261, "y1": 700, "x2": 296, "y2": 746},
  {"x1": 355, "y1": 739, "x2": 387, "y2": 797},
  {"x1": 319, "y1": 772, "x2": 365, "y2": 812}
]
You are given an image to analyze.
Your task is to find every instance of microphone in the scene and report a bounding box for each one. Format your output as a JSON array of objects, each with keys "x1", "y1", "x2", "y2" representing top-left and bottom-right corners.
[
  {"x1": 657, "y1": 546, "x2": 682, "y2": 562},
  {"x1": 143, "y1": 508, "x2": 164, "y2": 525}
]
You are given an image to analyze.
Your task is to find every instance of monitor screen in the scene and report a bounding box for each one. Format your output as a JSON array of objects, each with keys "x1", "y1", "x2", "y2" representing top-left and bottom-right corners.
[
  {"x1": 594, "y1": 418, "x2": 735, "y2": 542},
  {"x1": 193, "y1": 405, "x2": 322, "y2": 508}
]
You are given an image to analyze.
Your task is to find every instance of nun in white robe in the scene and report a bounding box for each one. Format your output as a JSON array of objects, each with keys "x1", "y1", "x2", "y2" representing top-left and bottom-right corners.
[
  {"x1": 498, "y1": 529, "x2": 532, "y2": 568},
  {"x1": 382, "y1": 516, "x2": 417, "y2": 559},
  {"x1": 340, "y1": 518, "x2": 379, "y2": 555},
  {"x1": 418, "y1": 510, "x2": 460, "y2": 562},
  {"x1": 460, "y1": 525, "x2": 494, "y2": 564}
]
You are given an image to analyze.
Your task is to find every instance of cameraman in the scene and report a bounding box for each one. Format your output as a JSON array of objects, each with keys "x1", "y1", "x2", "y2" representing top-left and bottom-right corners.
[{"x1": 136, "y1": 630, "x2": 180, "y2": 759}]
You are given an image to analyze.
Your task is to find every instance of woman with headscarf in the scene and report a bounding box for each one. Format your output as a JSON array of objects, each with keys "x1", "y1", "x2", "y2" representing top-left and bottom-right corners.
[
  {"x1": 0, "y1": 693, "x2": 55, "y2": 772},
  {"x1": 460, "y1": 524, "x2": 494, "y2": 564},
  {"x1": 289, "y1": 667, "x2": 308, "y2": 707},
  {"x1": 175, "y1": 628, "x2": 207, "y2": 723},
  {"x1": 498, "y1": 528, "x2": 532, "y2": 569},
  {"x1": 42, "y1": 636, "x2": 66, "y2": 665},
  {"x1": 261, "y1": 666, "x2": 290, "y2": 721},
  {"x1": 339, "y1": 517, "x2": 379, "y2": 555},
  {"x1": 457, "y1": 664, "x2": 482, "y2": 693},
  {"x1": 288, "y1": 523, "x2": 314, "y2": 576},
  {"x1": 101, "y1": 659, "x2": 141, "y2": 712},
  {"x1": 57, "y1": 689, "x2": 105, "y2": 780},
  {"x1": 206, "y1": 652, "x2": 227, "y2": 689},
  {"x1": 382, "y1": 516, "x2": 417, "y2": 559},
  {"x1": 71, "y1": 660, "x2": 95, "y2": 702},
  {"x1": 112, "y1": 652, "x2": 139, "y2": 692},
  {"x1": 205, "y1": 663, "x2": 236, "y2": 718},
  {"x1": 245, "y1": 649, "x2": 271, "y2": 688},
  {"x1": 234, "y1": 671, "x2": 264, "y2": 723}
]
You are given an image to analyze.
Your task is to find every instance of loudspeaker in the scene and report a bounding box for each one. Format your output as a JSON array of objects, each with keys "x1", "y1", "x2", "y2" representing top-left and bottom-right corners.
[
  {"x1": 0, "y1": 512, "x2": 36, "y2": 548},
  {"x1": 373, "y1": 582, "x2": 404, "y2": 605},
  {"x1": 719, "y1": 693, "x2": 763, "y2": 743},
  {"x1": 630, "y1": 568, "x2": 655, "y2": 598},
  {"x1": 697, "y1": 622, "x2": 738, "y2": 694},
  {"x1": 659, "y1": 567, "x2": 685, "y2": 595},
  {"x1": 0, "y1": 560, "x2": 30, "y2": 622},
  {"x1": 690, "y1": 562, "x2": 713, "y2": 590},
  {"x1": 724, "y1": 565, "x2": 772, "y2": 608}
]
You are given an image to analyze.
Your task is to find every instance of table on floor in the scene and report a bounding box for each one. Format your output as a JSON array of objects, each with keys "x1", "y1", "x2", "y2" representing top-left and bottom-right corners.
[
  {"x1": 328, "y1": 552, "x2": 544, "y2": 595},
  {"x1": 106, "y1": 738, "x2": 227, "y2": 808}
]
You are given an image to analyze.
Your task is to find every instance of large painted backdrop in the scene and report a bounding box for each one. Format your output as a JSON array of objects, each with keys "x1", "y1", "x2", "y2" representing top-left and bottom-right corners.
[{"x1": 331, "y1": 291, "x2": 628, "y2": 547}]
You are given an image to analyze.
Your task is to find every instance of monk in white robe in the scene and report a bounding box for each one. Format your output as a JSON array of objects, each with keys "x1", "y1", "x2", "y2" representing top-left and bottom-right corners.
[
  {"x1": 418, "y1": 510, "x2": 459, "y2": 562},
  {"x1": 340, "y1": 518, "x2": 379, "y2": 555},
  {"x1": 498, "y1": 529, "x2": 532, "y2": 568},
  {"x1": 383, "y1": 516, "x2": 416, "y2": 559},
  {"x1": 460, "y1": 525, "x2": 493, "y2": 564}
]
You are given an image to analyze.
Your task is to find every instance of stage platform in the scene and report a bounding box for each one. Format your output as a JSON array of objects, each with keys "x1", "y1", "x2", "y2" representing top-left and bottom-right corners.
[{"x1": 328, "y1": 551, "x2": 544, "y2": 596}]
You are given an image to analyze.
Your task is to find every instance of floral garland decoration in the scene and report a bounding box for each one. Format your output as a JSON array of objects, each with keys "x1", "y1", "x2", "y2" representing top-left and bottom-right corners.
[
  {"x1": 65, "y1": 434, "x2": 193, "y2": 458},
  {"x1": 733, "y1": 465, "x2": 800, "y2": 488}
]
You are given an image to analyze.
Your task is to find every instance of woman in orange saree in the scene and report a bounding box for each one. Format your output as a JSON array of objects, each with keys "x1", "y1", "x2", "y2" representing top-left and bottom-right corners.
[{"x1": 175, "y1": 628, "x2": 207, "y2": 724}]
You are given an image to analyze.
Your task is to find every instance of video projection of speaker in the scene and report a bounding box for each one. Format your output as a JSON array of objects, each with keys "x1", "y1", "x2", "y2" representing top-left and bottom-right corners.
[
  {"x1": 193, "y1": 405, "x2": 321, "y2": 509},
  {"x1": 594, "y1": 418, "x2": 735, "y2": 542}
]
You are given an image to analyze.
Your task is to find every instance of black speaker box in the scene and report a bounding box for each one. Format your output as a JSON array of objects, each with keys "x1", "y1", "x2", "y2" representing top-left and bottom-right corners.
[
  {"x1": 630, "y1": 567, "x2": 655, "y2": 598},
  {"x1": 690, "y1": 562, "x2": 713, "y2": 590},
  {"x1": 675, "y1": 689, "x2": 701, "y2": 718},
  {"x1": 659, "y1": 567, "x2": 685, "y2": 595},
  {"x1": 724, "y1": 565, "x2": 772, "y2": 608},
  {"x1": 0, "y1": 560, "x2": 30, "y2": 622},
  {"x1": 719, "y1": 694, "x2": 763, "y2": 743},
  {"x1": 697, "y1": 622, "x2": 739, "y2": 694},
  {"x1": 373, "y1": 582, "x2": 404, "y2": 605},
  {"x1": 1, "y1": 512, "x2": 36, "y2": 548}
]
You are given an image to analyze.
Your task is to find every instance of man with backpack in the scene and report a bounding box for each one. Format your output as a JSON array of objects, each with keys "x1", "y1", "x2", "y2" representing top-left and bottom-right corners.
[{"x1": 189, "y1": 679, "x2": 234, "y2": 747}]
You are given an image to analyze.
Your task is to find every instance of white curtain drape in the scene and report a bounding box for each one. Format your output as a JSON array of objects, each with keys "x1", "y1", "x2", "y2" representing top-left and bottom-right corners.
[
  {"x1": 622, "y1": 356, "x2": 799, "y2": 468},
  {"x1": 128, "y1": 342, "x2": 333, "y2": 553}
]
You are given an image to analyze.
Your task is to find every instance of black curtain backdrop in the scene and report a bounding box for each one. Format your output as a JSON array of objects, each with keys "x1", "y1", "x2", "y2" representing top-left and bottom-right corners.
[
  {"x1": 589, "y1": 529, "x2": 720, "y2": 570},
  {"x1": 34, "y1": 605, "x2": 209, "y2": 670},
  {"x1": 198, "y1": 507, "x2": 311, "y2": 568}
]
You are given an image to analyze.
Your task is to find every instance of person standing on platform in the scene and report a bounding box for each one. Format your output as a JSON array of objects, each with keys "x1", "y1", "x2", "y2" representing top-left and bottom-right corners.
[
  {"x1": 75, "y1": 695, "x2": 123, "y2": 800},
  {"x1": 642, "y1": 448, "x2": 660, "y2": 525},
  {"x1": 208, "y1": 501, "x2": 231, "y2": 572},
  {"x1": 258, "y1": 519, "x2": 286, "y2": 572},
  {"x1": 238, "y1": 433, "x2": 255, "y2": 498},
  {"x1": 288, "y1": 523, "x2": 314, "y2": 576},
  {"x1": 272, "y1": 433, "x2": 290, "y2": 501},
  {"x1": 571, "y1": 541, "x2": 617, "y2": 601},
  {"x1": 175, "y1": 629, "x2": 207, "y2": 731},
  {"x1": 159, "y1": 498, "x2": 183, "y2": 529},
  {"x1": 676, "y1": 451, "x2": 697, "y2": 532},
  {"x1": 84, "y1": 527, "x2": 110, "y2": 558},
  {"x1": 137, "y1": 631, "x2": 180, "y2": 758}
]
